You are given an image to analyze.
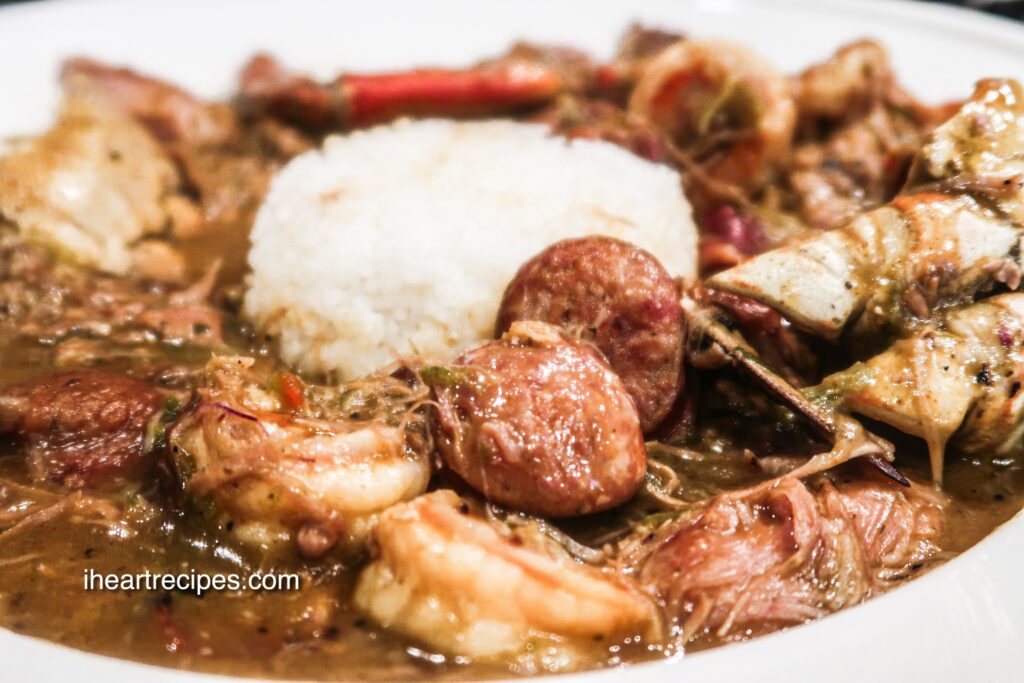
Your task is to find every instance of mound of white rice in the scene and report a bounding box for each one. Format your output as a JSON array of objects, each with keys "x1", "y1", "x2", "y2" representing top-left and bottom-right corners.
[{"x1": 245, "y1": 119, "x2": 697, "y2": 379}]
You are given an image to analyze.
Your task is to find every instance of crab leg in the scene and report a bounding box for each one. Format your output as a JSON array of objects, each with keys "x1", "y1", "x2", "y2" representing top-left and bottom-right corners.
[
  {"x1": 807, "y1": 293, "x2": 1024, "y2": 483},
  {"x1": 238, "y1": 46, "x2": 588, "y2": 130},
  {"x1": 684, "y1": 298, "x2": 904, "y2": 484},
  {"x1": 708, "y1": 79, "x2": 1024, "y2": 341}
]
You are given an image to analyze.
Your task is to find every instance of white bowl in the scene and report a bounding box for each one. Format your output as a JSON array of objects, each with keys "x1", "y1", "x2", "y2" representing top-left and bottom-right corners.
[{"x1": 1, "y1": 0, "x2": 1023, "y2": 681}]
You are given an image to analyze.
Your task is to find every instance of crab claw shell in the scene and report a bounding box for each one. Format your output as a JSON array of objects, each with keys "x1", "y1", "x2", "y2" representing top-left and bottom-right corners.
[
  {"x1": 708, "y1": 197, "x2": 1017, "y2": 339},
  {"x1": 909, "y1": 78, "x2": 1024, "y2": 224},
  {"x1": 948, "y1": 294, "x2": 1024, "y2": 456},
  {"x1": 709, "y1": 78, "x2": 1024, "y2": 341},
  {"x1": 707, "y1": 210, "x2": 887, "y2": 339},
  {"x1": 811, "y1": 293, "x2": 1024, "y2": 482},
  {"x1": 821, "y1": 335, "x2": 975, "y2": 483}
]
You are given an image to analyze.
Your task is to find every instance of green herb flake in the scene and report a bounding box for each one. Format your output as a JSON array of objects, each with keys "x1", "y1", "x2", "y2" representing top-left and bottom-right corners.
[{"x1": 419, "y1": 365, "x2": 463, "y2": 388}]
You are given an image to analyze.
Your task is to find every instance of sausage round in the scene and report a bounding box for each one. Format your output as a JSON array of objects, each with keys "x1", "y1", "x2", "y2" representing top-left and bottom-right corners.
[
  {"x1": 496, "y1": 236, "x2": 684, "y2": 432},
  {"x1": 0, "y1": 371, "x2": 163, "y2": 487},
  {"x1": 425, "y1": 321, "x2": 647, "y2": 517}
]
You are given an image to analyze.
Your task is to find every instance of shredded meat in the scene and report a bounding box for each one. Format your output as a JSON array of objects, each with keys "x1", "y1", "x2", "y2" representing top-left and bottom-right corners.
[
  {"x1": 633, "y1": 472, "x2": 945, "y2": 639},
  {"x1": 532, "y1": 95, "x2": 667, "y2": 162},
  {"x1": 61, "y1": 57, "x2": 311, "y2": 229},
  {"x1": 783, "y1": 41, "x2": 956, "y2": 232}
]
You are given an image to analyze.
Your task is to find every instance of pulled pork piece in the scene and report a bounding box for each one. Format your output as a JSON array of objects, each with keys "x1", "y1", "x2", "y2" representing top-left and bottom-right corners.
[
  {"x1": 788, "y1": 104, "x2": 923, "y2": 231},
  {"x1": 0, "y1": 371, "x2": 165, "y2": 488},
  {"x1": 532, "y1": 95, "x2": 667, "y2": 162},
  {"x1": 629, "y1": 471, "x2": 945, "y2": 640},
  {"x1": 0, "y1": 97, "x2": 188, "y2": 276}
]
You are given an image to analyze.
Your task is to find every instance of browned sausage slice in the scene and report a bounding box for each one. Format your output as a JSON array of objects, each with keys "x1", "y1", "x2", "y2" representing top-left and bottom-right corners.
[
  {"x1": 424, "y1": 321, "x2": 647, "y2": 517},
  {"x1": 0, "y1": 371, "x2": 164, "y2": 488},
  {"x1": 496, "y1": 236, "x2": 684, "y2": 432}
]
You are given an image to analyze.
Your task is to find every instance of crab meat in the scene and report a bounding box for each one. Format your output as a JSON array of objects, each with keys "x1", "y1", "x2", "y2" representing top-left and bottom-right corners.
[{"x1": 0, "y1": 97, "x2": 185, "y2": 276}]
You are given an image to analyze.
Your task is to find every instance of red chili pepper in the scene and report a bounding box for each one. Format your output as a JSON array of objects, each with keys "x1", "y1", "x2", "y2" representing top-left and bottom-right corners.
[{"x1": 278, "y1": 372, "x2": 305, "y2": 410}]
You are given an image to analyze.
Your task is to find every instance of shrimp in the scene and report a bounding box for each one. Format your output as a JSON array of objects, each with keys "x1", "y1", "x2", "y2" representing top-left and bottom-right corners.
[
  {"x1": 353, "y1": 490, "x2": 662, "y2": 670},
  {"x1": 169, "y1": 357, "x2": 431, "y2": 559},
  {"x1": 628, "y1": 39, "x2": 796, "y2": 195}
]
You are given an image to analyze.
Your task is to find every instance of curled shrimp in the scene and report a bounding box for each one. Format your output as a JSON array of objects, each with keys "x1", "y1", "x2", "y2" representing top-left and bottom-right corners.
[
  {"x1": 170, "y1": 356, "x2": 431, "y2": 559},
  {"x1": 628, "y1": 39, "x2": 796, "y2": 195},
  {"x1": 353, "y1": 490, "x2": 662, "y2": 671}
]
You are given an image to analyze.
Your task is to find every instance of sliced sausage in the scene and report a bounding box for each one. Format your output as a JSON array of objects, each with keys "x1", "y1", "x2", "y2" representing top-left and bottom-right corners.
[
  {"x1": 496, "y1": 236, "x2": 684, "y2": 431},
  {"x1": 0, "y1": 371, "x2": 164, "y2": 487},
  {"x1": 424, "y1": 321, "x2": 646, "y2": 517}
]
